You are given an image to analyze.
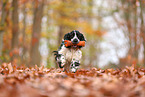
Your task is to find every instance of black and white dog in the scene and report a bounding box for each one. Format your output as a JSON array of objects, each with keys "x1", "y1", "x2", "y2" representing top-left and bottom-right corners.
[{"x1": 54, "y1": 30, "x2": 86, "y2": 72}]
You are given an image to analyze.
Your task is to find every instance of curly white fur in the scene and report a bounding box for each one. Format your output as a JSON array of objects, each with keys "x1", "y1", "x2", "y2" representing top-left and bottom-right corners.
[{"x1": 58, "y1": 45, "x2": 82, "y2": 62}]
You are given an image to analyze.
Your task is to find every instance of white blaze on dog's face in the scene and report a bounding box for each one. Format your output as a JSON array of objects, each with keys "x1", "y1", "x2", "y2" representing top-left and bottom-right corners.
[{"x1": 71, "y1": 30, "x2": 80, "y2": 45}]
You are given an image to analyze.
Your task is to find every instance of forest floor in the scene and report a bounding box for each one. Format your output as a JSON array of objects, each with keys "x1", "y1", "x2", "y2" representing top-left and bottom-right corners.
[{"x1": 0, "y1": 63, "x2": 145, "y2": 97}]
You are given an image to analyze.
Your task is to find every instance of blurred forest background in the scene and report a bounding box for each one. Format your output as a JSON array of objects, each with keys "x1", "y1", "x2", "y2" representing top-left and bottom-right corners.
[{"x1": 0, "y1": 0, "x2": 145, "y2": 68}]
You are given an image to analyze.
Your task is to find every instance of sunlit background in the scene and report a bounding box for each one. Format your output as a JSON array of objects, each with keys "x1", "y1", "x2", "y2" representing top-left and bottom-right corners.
[{"x1": 0, "y1": 0, "x2": 145, "y2": 68}]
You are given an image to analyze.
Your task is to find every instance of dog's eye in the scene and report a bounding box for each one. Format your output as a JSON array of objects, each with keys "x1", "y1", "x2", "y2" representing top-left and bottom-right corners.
[
  {"x1": 64, "y1": 32, "x2": 75, "y2": 40},
  {"x1": 76, "y1": 32, "x2": 85, "y2": 41},
  {"x1": 64, "y1": 33, "x2": 71, "y2": 40},
  {"x1": 70, "y1": 32, "x2": 75, "y2": 39}
]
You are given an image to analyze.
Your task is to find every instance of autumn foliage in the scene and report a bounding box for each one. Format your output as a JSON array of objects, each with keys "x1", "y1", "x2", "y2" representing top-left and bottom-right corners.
[
  {"x1": 0, "y1": 63, "x2": 145, "y2": 97},
  {"x1": 0, "y1": 0, "x2": 145, "y2": 96}
]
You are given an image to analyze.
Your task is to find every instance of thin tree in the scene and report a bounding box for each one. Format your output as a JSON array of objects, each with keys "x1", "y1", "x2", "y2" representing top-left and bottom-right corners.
[
  {"x1": 21, "y1": 1, "x2": 27, "y2": 65},
  {"x1": 30, "y1": 0, "x2": 44, "y2": 66},
  {"x1": 139, "y1": 0, "x2": 145, "y2": 65},
  {"x1": 11, "y1": 0, "x2": 19, "y2": 64},
  {"x1": 0, "y1": 0, "x2": 8, "y2": 56}
]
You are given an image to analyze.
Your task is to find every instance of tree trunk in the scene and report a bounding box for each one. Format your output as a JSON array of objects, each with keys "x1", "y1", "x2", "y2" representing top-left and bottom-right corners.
[
  {"x1": 139, "y1": 0, "x2": 145, "y2": 65},
  {"x1": 133, "y1": 3, "x2": 138, "y2": 60},
  {"x1": 30, "y1": 0, "x2": 44, "y2": 66},
  {"x1": 11, "y1": 0, "x2": 19, "y2": 64},
  {"x1": 0, "y1": 0, "x2": 8, "y2": 56},
  {"x1": 58, "y1": 25, "x2": 63, "y2": 46},
  {"x1": 21, "y1": 2, "x2": 27, "y2": 65}
]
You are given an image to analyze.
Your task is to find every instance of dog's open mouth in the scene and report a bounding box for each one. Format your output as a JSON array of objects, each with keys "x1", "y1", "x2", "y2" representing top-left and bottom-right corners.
[
  {"x1": 72, "y1": 44, "x2": 78, "y2": 48},
  {"x1": 72, "y1": 45, "x2": 77, "y2": 48}
]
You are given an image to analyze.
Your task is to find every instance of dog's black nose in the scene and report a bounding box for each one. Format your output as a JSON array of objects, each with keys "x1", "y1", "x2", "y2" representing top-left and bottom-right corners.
[{"x1": 73, "y1": 39, "x2": 79, "y2": 44}]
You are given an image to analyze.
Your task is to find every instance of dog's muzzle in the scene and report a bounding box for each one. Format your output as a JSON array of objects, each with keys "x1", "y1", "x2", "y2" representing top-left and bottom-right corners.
[{"x1": 72, "y1": 39, "x2": 79, "y2": 44}]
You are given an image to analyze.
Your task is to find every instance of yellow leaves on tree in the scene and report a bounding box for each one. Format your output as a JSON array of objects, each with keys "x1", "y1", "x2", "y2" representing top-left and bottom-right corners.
[{"x1": 80, "y1": 21, "x2": 106, "y2": 37}]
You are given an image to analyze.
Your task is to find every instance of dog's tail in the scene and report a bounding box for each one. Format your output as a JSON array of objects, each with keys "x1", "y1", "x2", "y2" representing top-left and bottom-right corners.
[
  {"x1": 53, "y1": 51, "x2": 58, "y2": 54},
  {"x1": 53, "y1": 51, "x2": 62, "y2": 61},
  {"x1": 53, "y1": 51, "x2": 59, "y2": 61}
]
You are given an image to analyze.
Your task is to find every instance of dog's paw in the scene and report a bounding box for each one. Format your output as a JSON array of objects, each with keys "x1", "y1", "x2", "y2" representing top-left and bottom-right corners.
[
  {"x1": 70, "y1": 60, "x2": 80, "y2": 73},
  {"x1": 57, "y1": 54, "x2": 66, "y2": 68}
]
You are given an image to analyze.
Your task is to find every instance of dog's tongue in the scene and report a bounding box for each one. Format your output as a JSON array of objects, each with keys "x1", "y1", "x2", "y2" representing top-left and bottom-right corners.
[
  {"x1": 73, "y1": 45, "x2": 77, "y2": 47},
  {"x1": 72, "y1": 44, "x2": 78, "y2": 48}
]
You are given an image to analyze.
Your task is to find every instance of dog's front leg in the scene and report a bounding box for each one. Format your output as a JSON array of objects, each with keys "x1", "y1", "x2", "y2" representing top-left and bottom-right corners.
[
  {"x1": 70, "y1": 50, "x2": 82, "y2": 73},
  {"x1": 70, "y1": 59, "x2": 80, "y2": 73}
]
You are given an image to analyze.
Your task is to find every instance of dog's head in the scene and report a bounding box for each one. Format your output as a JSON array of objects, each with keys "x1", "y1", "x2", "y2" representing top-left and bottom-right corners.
[{"x1": 64, "y1": 30, "x2": 86, "y2": 48}]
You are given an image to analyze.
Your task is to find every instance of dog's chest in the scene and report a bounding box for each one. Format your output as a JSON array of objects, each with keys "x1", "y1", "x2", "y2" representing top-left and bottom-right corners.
[
  {"x1": 65, "y1": 49, "x2": 81, "y2": 61},
  {"x1": 58, "y1": 45, "x2": 82, "y2": 61}
]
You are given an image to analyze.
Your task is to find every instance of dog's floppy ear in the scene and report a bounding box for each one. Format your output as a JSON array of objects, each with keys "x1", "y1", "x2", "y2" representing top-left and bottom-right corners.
[
  {"x1": 82, "y1": 36, "x2": 86, "y2": 42},
  {"x1": 64, "y1": 33, "x2": 70, "y2": 40},
  {"x1": 80, "y1": 33, "x2": 86, "y2": 42},
  {"x1": 82, "y1": 33, "x2": 87, "y2": 42}
]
